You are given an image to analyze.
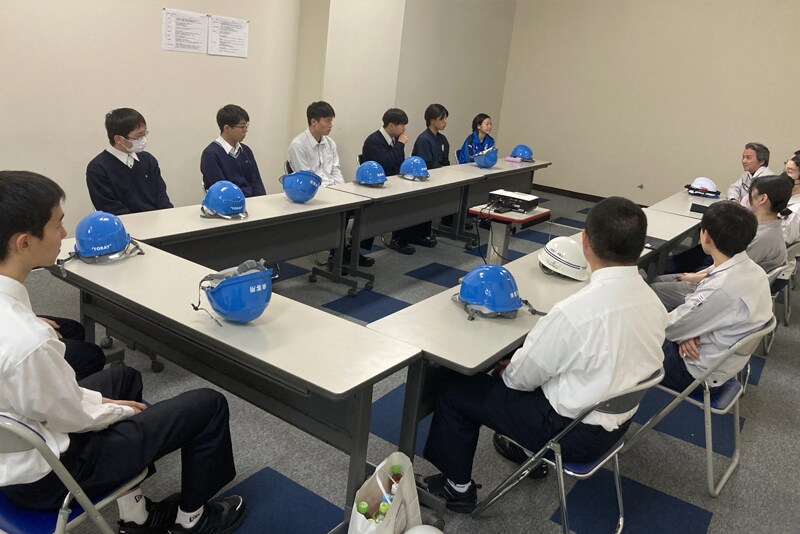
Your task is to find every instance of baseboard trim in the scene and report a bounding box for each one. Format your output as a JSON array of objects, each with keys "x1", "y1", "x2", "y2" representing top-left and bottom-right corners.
[{"x1": 531, "y1": 184, "x2": 605, "y2": 204}]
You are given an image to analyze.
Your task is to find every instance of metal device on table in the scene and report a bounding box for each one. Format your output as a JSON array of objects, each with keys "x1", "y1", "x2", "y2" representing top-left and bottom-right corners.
[{"x1": 488, "y1": 189, "x2": 540, "y2": 213}]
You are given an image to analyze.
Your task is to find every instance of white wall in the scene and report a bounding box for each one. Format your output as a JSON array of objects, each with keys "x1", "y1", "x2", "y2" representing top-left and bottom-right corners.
[
  {"x1": 322, "y1": 0, "x2": 406, "y2": 181},
  {"x1": 498, "y1": 0, "x2": 800, "y2": 204},
  {"x1": 0, "y1": 0, "x2": 302, "y2": 230},
  {"x1": 395, "y1": 0, "x2": 517, "y2": 161}
]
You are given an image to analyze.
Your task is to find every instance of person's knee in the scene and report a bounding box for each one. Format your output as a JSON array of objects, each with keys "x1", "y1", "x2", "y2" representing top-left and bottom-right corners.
[
  {"x1": 189, "y1": 388, "x2": 230, "y2": 418},
  {"x1": 86, "y1": 343, "x2": 106, "y2": 373}
]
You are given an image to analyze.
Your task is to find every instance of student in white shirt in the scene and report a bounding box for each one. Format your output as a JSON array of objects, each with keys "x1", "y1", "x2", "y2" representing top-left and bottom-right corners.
[
  {"x1": 660, "y1": 201, "x2": 774, "y2": 392},
  {"x1": 652, "y1": 175, "x2": 791, "y2": 311},
  {"x1": 288, "y1": 101, "x2": 374, "y2": 267},
  {"x1": 0, "y1": 172, "x2": 246, "y2": 534},
  {"x1": 419, "y1": 197, "x2": 668, "y2": 513},
  {"x1": 727, "y1": 142, "x2": 775, "y2": 207},
  {"x1": 781, "y1": 151, "x2": 800, "y2": 245}
]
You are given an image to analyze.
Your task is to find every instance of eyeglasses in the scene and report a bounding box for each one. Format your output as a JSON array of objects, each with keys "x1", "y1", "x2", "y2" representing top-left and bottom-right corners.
[
  {"x1": 232, "y1": 123, "x2": 249, "y2": 132},
  {"x1": 125, "y1": 130, "x2": 149, "y2": 141}
]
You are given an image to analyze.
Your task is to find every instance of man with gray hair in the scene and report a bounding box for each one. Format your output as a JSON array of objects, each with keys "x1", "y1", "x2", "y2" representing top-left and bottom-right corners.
[{"x1": 727, "y1": 142, "x2": 775, "y2": 207}]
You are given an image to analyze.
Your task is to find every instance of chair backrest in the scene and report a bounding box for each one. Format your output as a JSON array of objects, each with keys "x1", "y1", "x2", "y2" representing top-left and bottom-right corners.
[
  {"x1": 595, "y1": 367, "x2": 665, "y2": 415},
  {"x1": 284, "y1": 160, "x2": 293, "y2": 174},
  {"x1": 732, "y1": 316, "x2": 777, "y2": 357},
  {"x1": 357, "y1": 154, "x2": 364, "y2": 165},
  {"x1": 786, "y1": 241, "x2": 800, "y2": 259},
  {"x1": 765, "y1": 264, "x2": 785, "y2": 285},
  {"x1": 0, "y1": 415, "x2": 45, "y2": 454}
]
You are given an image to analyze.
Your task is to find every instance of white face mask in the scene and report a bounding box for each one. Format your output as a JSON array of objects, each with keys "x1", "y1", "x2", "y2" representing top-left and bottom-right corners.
[{"x1": 126, "y1": 136, "x2": 147, "y2": 154}]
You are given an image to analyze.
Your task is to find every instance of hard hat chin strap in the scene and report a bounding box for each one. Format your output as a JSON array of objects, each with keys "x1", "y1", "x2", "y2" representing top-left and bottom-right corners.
[
  {"x1": 450, "y1": 293, "x2": 546, "y2": 321},
  {"x1": 55, "y1": 240, "x2": 144, "y2": 278},
  {"x1": 192, "y1": 259, "x2": 275, "y2": 325}
]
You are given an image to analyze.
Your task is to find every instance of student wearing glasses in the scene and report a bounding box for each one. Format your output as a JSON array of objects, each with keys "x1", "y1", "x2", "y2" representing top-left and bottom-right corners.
[
  {"x1": 200, "y1": 104, "x2": 266, "y2": 197},
  {"x1": 86, "y1": 107, "x2": 173, "y2": 215}
]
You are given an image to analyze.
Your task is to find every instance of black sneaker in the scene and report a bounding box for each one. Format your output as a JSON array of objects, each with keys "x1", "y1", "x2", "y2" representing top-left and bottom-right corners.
[
  {"x1": 118, "y1": 493, "x2": 180, "y2": 534},
  {"x1": 493, "y1": 433, "x2": 549, "y2": 479},
  {"x1": 388, "y1": 239, "x2": 416, "y2": 255},
  {"x1": 168, "y1": 496, "x2": 246, "y2": 534},
  {"x1": 409, "y1": 235, "x2": 437, "y2": 248},
  {"x1": 418, "y1": 473, "x2": 481, "y2": 514},
  {"x1": 358, "y1": 254, "x2": 375, "y2": 267}
]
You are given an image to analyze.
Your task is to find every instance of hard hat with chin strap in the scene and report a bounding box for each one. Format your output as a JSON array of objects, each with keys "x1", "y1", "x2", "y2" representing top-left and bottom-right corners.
[
  {"x1": 201, "y1": 181, "x2": 248, "y2": 219},
  {"x1": 509, "y1": 144, "x2": 534, "y2": 161},
  {"x1": 685, "y1": 177, "x2": 720, "y2": 198},
  {"x1": 399, "y1": 156, "x2": 430, "y2": 181},
  {"x1": 473, "y1": 147, "x2": 499, "y2": 169},
  {"x1": 57, "y1": 211, "x2": 144, "y2": 276},
  {"x1": 280, "y1": 170, "x2": 322, "y2": 203},
  {"x1": 193, "y1": 259, "x2": 275, "y2": 324},
  {"x1": 452, "y1": 264, "x2": 544, "y2": 320},
  {"x1": 538, "y1": 236, "x2": 589, "y2": 281},
  {"x1": 355, "y1": 161, "x2": 387, "y2": 187}
]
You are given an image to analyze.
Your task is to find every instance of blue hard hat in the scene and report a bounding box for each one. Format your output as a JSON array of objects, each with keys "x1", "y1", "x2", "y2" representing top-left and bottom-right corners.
[
  {"x1": 399, "y1": 156, "x2": 430, "y2": 180},
  {"x1": 473, "y1": 147, "x2": 499, "y2": 169},
  {"x1": 281, "y1": 170, "x2": 322, "y2": 203},
  {"x1": 74, "y1": 211, "x2": 131, "y2": 258},
  {"x1": 202, "y1": 260, "x2": 273, "y2": 323},
  {"x1": 355, "y1": 161, "x2": 387, "y2": 186},
  {"x1": 202, "y1": 181, "x2": 247, "y2": 219},
  {"x1": 457, "y1": 265, "x2": 523, "y2": 314},
  {"x1": 510, "y1": 144, "x2": 534, "y2": 161}
]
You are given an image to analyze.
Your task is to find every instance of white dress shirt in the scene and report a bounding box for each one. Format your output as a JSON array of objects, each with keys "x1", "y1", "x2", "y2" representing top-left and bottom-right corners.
[
  {"x1": 726, "y1": 165, "x2": 775, "y2": 206},
  {"x1": 665, "y1": 252, "x2": 773, "y2": 386},
  {"x1": 287, "y1": 129, "x2": 344, "y2": 186},
  {"x1": 105, "y1": 146, "x2": 139, "y2": 168},
  {"x1": 214, "y1": 136, "x2": 241, "y2": 157},
  {"x1": 379, "y1": 127, "x2": 394, "y2": 146},
  {"x1": 0, "y1": 275, "x2": 134, "y2": 485},
  {"x1": 503, "y1": 266, "x2": 668, "y2": 431},
  {"x1": 780, "y1": 193, "x2": 800, "y2": 278}
]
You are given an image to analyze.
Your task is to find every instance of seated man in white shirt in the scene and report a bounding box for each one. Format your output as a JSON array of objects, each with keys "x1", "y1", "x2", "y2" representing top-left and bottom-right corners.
[
  {"x1": 727, "y1": 142, "x2": 775, "y2": 207},
  {"x1": 419, "y1": 197, "x2": 668, "y2": 513},
  {"x1": 660, "y1": 201, "x2": 774, "y2": 392},
  {"x1": 0, "y1": 172, "x2": 246, "y2": 534},
  {"x1": 288, "y1": 101, "x2": 374, "y2": 267},
  {"x1": 651, "y1": 175, "x2": 791, "y2": 311}
]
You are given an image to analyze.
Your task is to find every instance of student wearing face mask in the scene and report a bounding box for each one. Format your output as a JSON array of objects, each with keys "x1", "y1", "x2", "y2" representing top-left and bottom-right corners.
[{"x1": 86, "y1": 108, "x2": 173, "y2": 215}]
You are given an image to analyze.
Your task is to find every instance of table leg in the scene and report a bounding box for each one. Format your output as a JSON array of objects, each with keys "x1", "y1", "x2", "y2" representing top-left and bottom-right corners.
[{"x1": 487, "y1": 220, "x2": 512, "y2": 265}]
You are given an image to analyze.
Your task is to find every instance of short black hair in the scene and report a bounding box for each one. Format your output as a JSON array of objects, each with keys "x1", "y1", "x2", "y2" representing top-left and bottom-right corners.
[
  {"x1": 745, "y1": 142, "x2": 770, "y2": 167},
  {"x1": 216, "y1": 104, "x2": 250, "y2": 132},
  {"x1": 424, "y1": 103, "x2": 448, "y2": 126},
  {"x1": 382, "y1": 108, "x2": 408, "y2": 127},
  {"x1": 471, "y1": 113, "x2": 491, "y2": 132},
  {"x1": 750, "y1": 174, "x2": 793, "y2": 214},
  {"x1": 700, "y1": 201, "x2": 757, "y2": 257},
  {"x1": 584, "y1": 196, "x2": 647, "y2": 264},
  {"x1": 307, "y1": 101, "x2": 335, "y2": 125},
  {"x1": 0, "y1": 171, "x2": 65, "y2": 263},
  {"x1": 790, "y1": 150, "x2": 800, "y2": 169},
  {"x1": 104, "y1": 108, "x2": 146, "y2": 147}
]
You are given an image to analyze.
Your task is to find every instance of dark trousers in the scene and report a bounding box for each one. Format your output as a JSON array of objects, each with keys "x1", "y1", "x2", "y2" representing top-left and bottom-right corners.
[
  {"x1": 661, "y1": 340, "x2": 702, "y2": 392},
  {"x1": 40, "y1": 315, "x2": 106, "y2": 381},
  {"x1": 392, "y1": 222, "x2": 432, "y2": 245},
  {"x1": 423, "y1": 371, "x2": 628, "y2": 484},
  {"x1": 665, "y1": 245, "x2": 713, "y2": 274},
  {"x1": 2, "y1": 366, "x2": 235, "y2": 512}
]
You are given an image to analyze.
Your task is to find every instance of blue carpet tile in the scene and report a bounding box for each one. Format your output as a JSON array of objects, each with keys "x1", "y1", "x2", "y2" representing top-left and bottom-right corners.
[
  {"x1": 362, "y1": 243, "x2": 384, "y2": 254},
  {"x1": 748, "y1": 355, "x2": 765, "y2": 385},
  {"x1": 464, "y1": 244, "x2": 526, "y2": 262},
  {"x1": 576, "y1": 207, "x2": 592, "y2": 214},
  {"x1": 405, "y1": 262, "x2": 468, "y2": 288},
  {"x1": 553, "y1": 217, "x2": 586, "y2": 229},
  {"x1": 514, "y1": 229, "x2": 557, "y2": 245},
  {"x1": 550, "y1": 469, "x2": 713, "y2": 533},
  {"x1": 272, "y1": 261, "x2": 310, "y2": 283},
  {"x1": 633, "y1": 388, "x2": 743, "y2": 457},
  {"x1": 535, "y1": 196, "x2": 550, "y2": 204},
  {"x1": 323, "y1": 291, "x2": 411, "y2": 323},
  {"x1": 221, "y1": 467, "x2": 341, "y2": 534},
  {"x1": 370, "y1": 384, "x2": 431, "y2": 457}
]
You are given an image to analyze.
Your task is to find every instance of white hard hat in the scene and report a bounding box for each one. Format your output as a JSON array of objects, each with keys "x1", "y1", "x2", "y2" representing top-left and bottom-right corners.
[
  {"x1": 690, "y1": 176, "x2": 718, "y2": 192},
  {"x1": 538, "y1": 236, "x2": 589, "y2": 281}
]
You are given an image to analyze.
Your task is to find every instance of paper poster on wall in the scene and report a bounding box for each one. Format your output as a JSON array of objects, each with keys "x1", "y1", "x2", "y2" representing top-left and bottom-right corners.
[
  {"x1": 208, "y1": 15, "x2": 249, "y2": 58},
  {"x1": 162, "y1": 8, "x2": 208, "y2": 53}
]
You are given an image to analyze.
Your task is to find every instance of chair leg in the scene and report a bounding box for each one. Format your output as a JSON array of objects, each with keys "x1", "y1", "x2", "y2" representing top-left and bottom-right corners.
[
  {"x1": 621, "y1": 391, "x2": 692, "y2": 454},
  {"x1": 784, "y1": 286, "x2": 791, "y2": 326},
  {"x1": 762, "y1": 326, "x2": 775, "y2": 355},
  {"x1": 555, "y1": 449, "x2": 570, "y2": 534},
  {"x1": 471, "y1": 451, "x2": 549, "y2": 517},
  {"x1": 612, "y1": 455, "x2": 625, "y2": 534},
  {"x1": 705, "y1": 393, "x2": 741, "y2": 497}
]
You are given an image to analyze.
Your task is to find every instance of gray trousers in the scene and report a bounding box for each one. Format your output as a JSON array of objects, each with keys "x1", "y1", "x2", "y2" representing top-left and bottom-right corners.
[{"x1": 650, "y1": 275, "x2": 698, "y2": 312}]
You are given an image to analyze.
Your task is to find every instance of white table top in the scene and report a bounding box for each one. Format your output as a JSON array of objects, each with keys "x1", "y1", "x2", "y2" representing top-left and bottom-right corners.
[
  {"x1": 118, "y1": 187, "x2": 369, "y2": 242},
  {"x1": 647, "y1": 190, "x2": 719, "y2": 220},
  {"x1": 642, "y1": 207, "x2": 700, "y2": 240},
  {"x1": 450, "y1": 160, "x2": 552, "y2": 176},
  {"x1": 329, "y1": 166, "x2": 485, "y2": 201},
  {"x1": 57, "y1": 240, "x2": 420, "y2": 398},
  {"x1": 368, "y1": 250, "x2": 587, "y2": 373}
]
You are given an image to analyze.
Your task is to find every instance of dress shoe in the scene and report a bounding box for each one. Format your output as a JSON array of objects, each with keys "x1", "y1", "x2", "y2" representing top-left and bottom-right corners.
[
  {"x1": 358, "y1": 254, "x2": 375, "y2": 267},
  {"x1": 417, "y1": 473, "x2": 480, "y2": 514},
  {"x1": 388, "y1": 240, "x2": 416, "y2": 255},
  {"x1": 409, "y1": 235, "x2": 437, "y2": 248},
  {"x1": 493, "y1": 433, "x2": 549, "y2": 479}
]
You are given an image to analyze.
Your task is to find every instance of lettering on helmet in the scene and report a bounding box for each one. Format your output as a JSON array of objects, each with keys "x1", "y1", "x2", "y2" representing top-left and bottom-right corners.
[
  {"x1": 510, "y1": 290, "x2": 519, "y2": 298},
  {"x1": 91, "y1": 243, "x2": 113, "y2": 252},
  {"x1": 249, "y1": 283, "x2": 268, "y2": 293},
  {"x1": 230, "y1": 204, "x2": 244, "y2": 210}
]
